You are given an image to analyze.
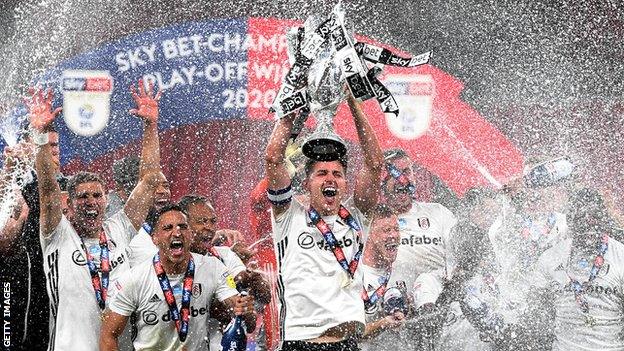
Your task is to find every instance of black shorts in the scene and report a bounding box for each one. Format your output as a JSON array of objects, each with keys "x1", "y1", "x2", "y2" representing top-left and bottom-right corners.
[{"x1": 281, "y1": 339, "x2": 360, "y2": 351}]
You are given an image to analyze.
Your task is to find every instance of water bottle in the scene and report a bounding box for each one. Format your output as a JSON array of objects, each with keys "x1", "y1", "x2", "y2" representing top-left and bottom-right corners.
[
  {"x1": 220, "y1": 292, "x2": 248, "y2": 351},
  {"x1": 524, "y1": 156, "x2": 574, "y2": 188}
]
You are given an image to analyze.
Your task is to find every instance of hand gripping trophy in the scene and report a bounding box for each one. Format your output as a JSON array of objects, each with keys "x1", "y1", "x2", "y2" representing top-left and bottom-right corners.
[{"x1": 271, "y1": 2, "x2": 432, "y2": 161}]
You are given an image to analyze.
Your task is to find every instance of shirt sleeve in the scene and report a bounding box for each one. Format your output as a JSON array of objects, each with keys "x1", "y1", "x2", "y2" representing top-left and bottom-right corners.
[
  {"x1": 104, "y1": 209, "x2": 138, "y2": 246},
  {"x1": 438, "y1": 204, "x2": 458, "y2": 239},
  {"x1": 40, "y1": 214, "x2": 69, "y2": 249},
  {"x1": 412, "y1": 271, "x2": 444, "y2": 308},
  {"x1": 212, "y1": 259, "x2": 239, "y2": 302},
  {"x1": 218, "y1": 247, "x2": 247, "y2": 277},
  {"x1": 107, "y1": 269, "x2": 138, "y2": 317},
  {"x1": 271, "y1": 198, "x2": 304, "y2": 241},
  {"x1": 128, "y1": 229, "x2": 158, "y2": 268}
]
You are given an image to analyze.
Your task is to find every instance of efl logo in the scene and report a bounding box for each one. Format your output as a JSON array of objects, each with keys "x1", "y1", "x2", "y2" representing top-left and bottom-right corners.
[{"x1": 384, "y1": 74, "x2": 435, "y2": 140}]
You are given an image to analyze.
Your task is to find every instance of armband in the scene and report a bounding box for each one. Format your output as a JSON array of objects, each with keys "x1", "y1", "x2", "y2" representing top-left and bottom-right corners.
[
  {"x1": 142, "y1": 222, "x2": 152, "y2": 235},
  {"x1": 267, "y1": 184, "x2": 293, "y2": 206}
]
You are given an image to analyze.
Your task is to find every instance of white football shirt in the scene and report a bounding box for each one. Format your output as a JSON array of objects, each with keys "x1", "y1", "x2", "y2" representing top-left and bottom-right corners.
[
  {"x1": 108, "y1": 253, "x2": 238, "y2": 351},
  {"x1": 272, "y1": 197, "x2": 369, "y2": 340},
  {"x1": 41, "y1": 211, "x2": 135, "y2": 351},
  {"x1": 535, "y1": 237, "x2": 624, "y2": 351},
  {"x1": 389, "y1": 201, "x2": 457, "y2": 293}
]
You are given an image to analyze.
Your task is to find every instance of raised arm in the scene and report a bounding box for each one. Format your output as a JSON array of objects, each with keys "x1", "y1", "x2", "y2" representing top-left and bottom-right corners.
[
  {"x1": 99, "y1": 309, "x2": 129, "y2": 351},
  {"x1": 348, "y1": 95, "x2": 383, "y2": 216},
  {"x1": 123, "y1": 80, "x2": 164, "y2": 230},
  {"x1": 129, "y1": 79, "x2": 161, "y2": 178},
  {"x1": 264, "y1": 113, "x2": 296, "y2": 217},
  {"x1": 28, "y1": 88, "x2": 63, "y2": 236},
  {"x1": 0, "y1": 145, "x2": 29, "y2": 253},
  {"x1": 123, "y1": 171, "x2": 165, "y2": 231}
]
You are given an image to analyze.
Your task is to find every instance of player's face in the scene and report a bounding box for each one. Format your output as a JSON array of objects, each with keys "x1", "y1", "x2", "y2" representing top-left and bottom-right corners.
[
  {"x1": 70, "y1": 181, "x2": 106, "y2": 233},
  {"x1": 383, "y1": 157, "x2": 414, "y2": 212},
  {"x1": 369, "y1": 215, "x2": 401, "y2": 265},
  {"x1": 187, "y1": 202, "x2": 218, "y2": 255},
  {"x1": 305, "y1": 161, "x2": 347, "y2": 215},
  {"x1": 152, "y1": 210, "x2": 191, "y2": 264},
  {"x1": 153, "y1": 174, "x2": 171, "y2": 210}
]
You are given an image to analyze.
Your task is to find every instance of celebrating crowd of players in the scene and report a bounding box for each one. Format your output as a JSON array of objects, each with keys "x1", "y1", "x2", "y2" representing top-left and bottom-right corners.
[{"x1": 1, "y1": 80, "x2": 624, "y2": 351}]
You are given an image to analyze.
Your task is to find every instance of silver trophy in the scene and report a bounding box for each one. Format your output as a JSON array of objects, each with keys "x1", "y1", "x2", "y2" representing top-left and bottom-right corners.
[{"x1": 297, "y1": 14, "x2": 348, "y2": 162}]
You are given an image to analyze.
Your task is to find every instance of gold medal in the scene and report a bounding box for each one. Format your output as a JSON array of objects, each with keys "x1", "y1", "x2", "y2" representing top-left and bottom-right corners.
[
  {"x1": 341, "y1": 271, "x2": 353, "y2": 288},
  {"x1": 584, "y1": 314, "x2": 596, "y2": 327}
]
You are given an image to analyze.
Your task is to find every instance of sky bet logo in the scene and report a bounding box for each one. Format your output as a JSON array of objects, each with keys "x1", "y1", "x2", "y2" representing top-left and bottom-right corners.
[{"x1": 400, "y1": 235, "x2": 442, "y2": 246}]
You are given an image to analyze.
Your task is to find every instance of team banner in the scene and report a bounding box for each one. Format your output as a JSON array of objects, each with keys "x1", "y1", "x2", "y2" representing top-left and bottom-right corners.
[{"x1": 0, "y1": 16, "x2": 524, "y2": 197}]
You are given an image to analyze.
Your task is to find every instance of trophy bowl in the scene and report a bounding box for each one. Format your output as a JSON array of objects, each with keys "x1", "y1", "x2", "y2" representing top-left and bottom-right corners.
[{"x1": 301, "y1": 36, "x2": 348, "y2": 161}]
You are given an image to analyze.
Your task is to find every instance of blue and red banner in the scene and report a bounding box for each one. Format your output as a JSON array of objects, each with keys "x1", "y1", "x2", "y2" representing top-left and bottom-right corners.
[{"x1": 2, "y1": 17, "x2": 523, "y2": 197}]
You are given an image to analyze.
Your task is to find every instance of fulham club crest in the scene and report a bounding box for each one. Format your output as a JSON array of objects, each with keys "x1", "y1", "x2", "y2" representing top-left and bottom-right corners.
[
  {"x1": 418, "y1": 217, "x2": 430, "y2": 229},
  {"x1": 192, "y1": 283, "x2": 203, "y2": 298}
]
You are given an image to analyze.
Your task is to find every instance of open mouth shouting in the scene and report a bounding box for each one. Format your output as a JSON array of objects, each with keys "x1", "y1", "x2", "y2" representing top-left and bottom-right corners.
[
  {"x1": 322, "y1": 185, "x2": 338, "y2": 198},
  {"x1": 154, "y1": 198, "x2": 170, "y2": 209},
  {"x1": 194, "y1": 232, "x2": 215, "y2": 254},
  {"x1": 169, "y1": 239, "x2": 185, "y2": 257},
  {"x1": 82, "y1": 208, "x2": 100, "y2": 221}
]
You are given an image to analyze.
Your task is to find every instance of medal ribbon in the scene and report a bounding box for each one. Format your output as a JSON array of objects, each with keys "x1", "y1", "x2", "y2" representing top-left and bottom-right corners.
[
  {"x1": 81, "y1": 230, "x2": 110, "y2": 310},
  {"x1": 354, "y1": 42, "x2": 432, "y2": 68},
  {"x1": 361, "y1": 273, "x2": 390, "y2": 308},
  {"x1": 308, "y1": 205, "x2": 364, "y2": 278},
  {"x1": 153, "y1": 253, "x2": 195, "y2": 342},
  {"x1": 568, "y1": 234, "x2": 609, "y2": 314}
]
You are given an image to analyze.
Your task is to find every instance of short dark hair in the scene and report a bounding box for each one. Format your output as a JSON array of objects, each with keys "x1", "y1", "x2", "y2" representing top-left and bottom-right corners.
[
  {"x1": 145, "y1": 202, "x2": 185, "y2": 233},
  {"x1": 178, "y1": 194, "x2": 209, "y2": 213},
  {"x1": 304, "y1": 155, "x2": 349, "y2": 178},
  {"x1": 112, "y1": 156, "x2": 140, "y2": 195},
  {"x1": 67, "y1": 171, "x2": 106, "y2": 199},
  {"x1": 383, "y1": 148, "x2": 410, "y2": 162}
]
